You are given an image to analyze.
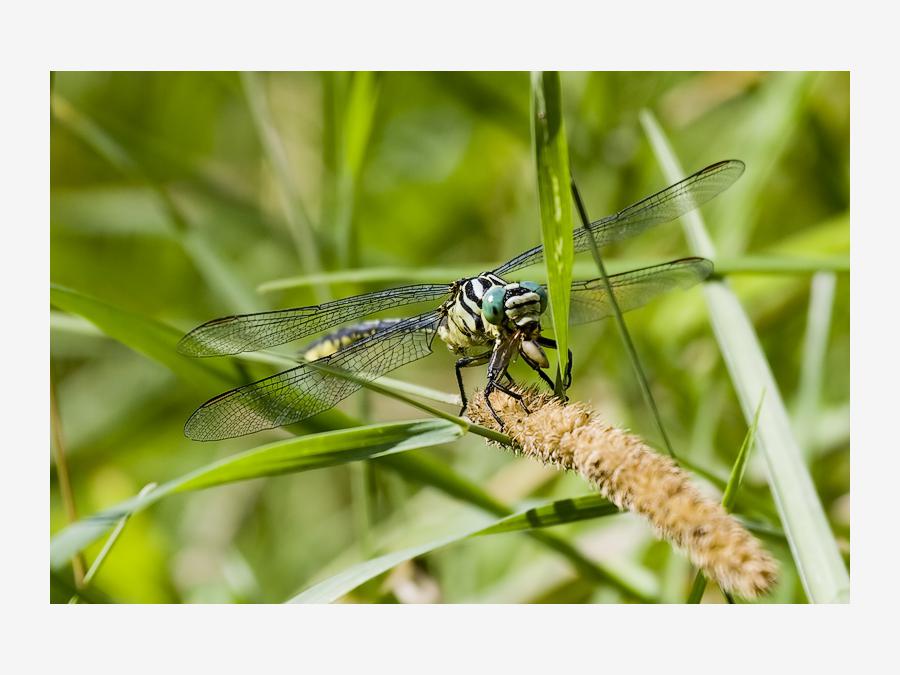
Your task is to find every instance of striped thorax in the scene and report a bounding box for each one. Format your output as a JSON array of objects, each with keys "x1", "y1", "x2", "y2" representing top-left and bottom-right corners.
[{"x1": 438, "y1": 273, "x2": 549, "y2": 366}]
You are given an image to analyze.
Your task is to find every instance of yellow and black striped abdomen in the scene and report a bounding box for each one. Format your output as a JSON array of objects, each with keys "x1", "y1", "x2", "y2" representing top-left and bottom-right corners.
[{"x1": 300, "y1": 319, "x2": 404, "y2": 361}]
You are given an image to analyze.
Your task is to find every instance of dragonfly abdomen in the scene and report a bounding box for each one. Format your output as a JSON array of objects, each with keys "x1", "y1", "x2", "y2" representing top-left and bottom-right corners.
[{"x1": 300, "y1": 319, "x2": 405, "y2": 361}]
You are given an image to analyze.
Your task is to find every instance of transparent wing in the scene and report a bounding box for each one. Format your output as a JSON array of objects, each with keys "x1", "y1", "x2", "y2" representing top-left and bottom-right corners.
[
  {"x1": 567, "y1": 258, "x2": 713, "y2": 326},
  {"x1": 178, "y1": 284, "x2": 449, "y2": 356},
  {"x1": 184, "y1": 311, "x2": 443, "y2": 441},
  {"x1": 494, "y1": 160, "x2": 743, "y2": 277}
]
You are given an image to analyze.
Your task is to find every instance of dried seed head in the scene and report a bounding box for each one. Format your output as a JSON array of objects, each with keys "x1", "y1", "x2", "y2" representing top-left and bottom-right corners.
[{"x1": 467, "y1": 387, "x2": 778, "y2": 599}]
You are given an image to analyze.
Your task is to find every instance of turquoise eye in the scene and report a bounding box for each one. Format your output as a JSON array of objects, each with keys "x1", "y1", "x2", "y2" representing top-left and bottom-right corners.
[
  {"x1": 481, "y1": 286, "x2": 506, "y2": 326},
  {"x1": 520, "y1": 281, "x2": 548, "y2": 313}
]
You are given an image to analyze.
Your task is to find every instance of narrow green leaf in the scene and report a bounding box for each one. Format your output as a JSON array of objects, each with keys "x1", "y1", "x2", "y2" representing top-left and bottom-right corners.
[
  {"x1": 70, "y1": 483, "x2": 158, "y2": 603},
  {"x1": 50, "y1": 419, "x2": 463, "y2": 569},
  {"x1": 476, "y1": 494, "x2": 618, "y2": 535},
  {"x1": 530, "y1": 71, "x2": 573, "y2": 388},
  {"x1": 641, "y1": 110, "x2": 849, "y2": 603},
  {"x1": 290, "y1": 492, "x2": 621, "y2": 603},
  {"x1": 50, "y1": 284, "x2": 235, "y2": 392},
  {"x1": 794, "y1": 272, "x2": 837, "y2": 452},
  {"x1": 377, "y1": 452, "x2": 655, "y2": 602}
]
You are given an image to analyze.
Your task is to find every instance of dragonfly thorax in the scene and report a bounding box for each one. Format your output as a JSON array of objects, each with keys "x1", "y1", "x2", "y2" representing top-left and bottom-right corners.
[{"x1": 438, "y1": 273, "x2": 547, "y2": 353}]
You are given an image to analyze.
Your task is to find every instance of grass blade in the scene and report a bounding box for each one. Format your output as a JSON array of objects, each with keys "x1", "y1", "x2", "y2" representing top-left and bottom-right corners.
[
  {"x1": 530, "y1": 71, "x2": 573, "y2": 392},
  {"x1": 290, "y1": 492, "x2": 622, "y2": 603},
  {"x1": 70, "y1": 483, "x2": 158, "y2": 603},
  {"x1": 50, "y1": 284, "x2": 235, "y2": 392},
  {"x1": 794, "y1": 272, "x2": 837, "y2": 452},
  {"x1": 641, "y1": 110, "x2": 849, "y2": 603},
  {"x1": 50, "y1": 419, "x2": 463, "y2": 569},
  {"x1": 378, "y1": 452, "x2": 655, "y2": 602}
]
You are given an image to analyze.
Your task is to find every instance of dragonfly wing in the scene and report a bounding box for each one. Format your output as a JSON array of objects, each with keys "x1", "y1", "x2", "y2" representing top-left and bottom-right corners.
[
  {"x1": 493, "y1": 160, "x2": 743, "y2": 277},
  {"x1": 184, "y1": 311, "x2": 443, "y2": 440},
  {"x1": 567, "y1": 258, "x2": 713, "y2": 326},
  {"x1": 178, "y1": 284, "x2": 449, "y2": 356}
]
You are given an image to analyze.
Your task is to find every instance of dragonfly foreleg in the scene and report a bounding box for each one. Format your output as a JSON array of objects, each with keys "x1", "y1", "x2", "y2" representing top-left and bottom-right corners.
[
  {"x1": 483, "y1": 378, "x2": 531, "y2": 428},
  {"x1": 520, "y1": 352, "x2": 556, "y2": 391},
  {"x1": 536, "y1": 336, "x2": 574, "y2": 389},
  {"x1": 455, "y1": 351, "x2": 492, "y2": 415}
]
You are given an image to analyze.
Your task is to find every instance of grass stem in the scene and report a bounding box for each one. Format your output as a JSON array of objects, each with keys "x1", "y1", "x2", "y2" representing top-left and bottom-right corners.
[
  {"x1": 50, "y1": 369, "x2": 86, "y2": 587},
  {"x1": 570, "y1": 175, "x2": 677, "y2": 459}
]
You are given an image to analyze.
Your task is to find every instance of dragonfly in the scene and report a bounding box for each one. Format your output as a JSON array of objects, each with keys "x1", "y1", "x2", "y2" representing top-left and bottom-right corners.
[{"x1": 179, "y1": 159, "x2": 744, "y2": 440}]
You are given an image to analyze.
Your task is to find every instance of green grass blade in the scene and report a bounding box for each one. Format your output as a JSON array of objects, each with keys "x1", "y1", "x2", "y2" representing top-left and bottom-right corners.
[
  {"x1": 641, "y1": 110, "x2": 849, "y2": 603},
  {"x1": 794, "y1": 272, "x2": 837, "y2": 452},
  {"x1": 70, "y1": 483, "x2": 158, "y2": 603},
  {"x1": 530, "y1": 71, "x2": 573, "y2": 391},
  {"x1": 289, "y1": 492, "x2": 621, "y2": 603},
  {"x1": 476, "y1": 494, "x2": 618, "y2": 535},
  {"x1": 50, "y1": 284, "x2": 235, "y2": 392},
  {"x1": 378, "y1": 452, "x2": 655, "y2": 602},
  {"x1": 50, "y1": 419, "x2": 463, "y2": 569}
]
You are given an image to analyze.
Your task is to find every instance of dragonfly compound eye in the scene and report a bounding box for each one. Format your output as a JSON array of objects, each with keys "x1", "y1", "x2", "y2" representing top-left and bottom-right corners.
[
  {"x1": 519, "y1": 281, "x2": 548, "y2": 314},
  {"x1": 481, "y1": 286, "x2": 506, "y2": 326}
]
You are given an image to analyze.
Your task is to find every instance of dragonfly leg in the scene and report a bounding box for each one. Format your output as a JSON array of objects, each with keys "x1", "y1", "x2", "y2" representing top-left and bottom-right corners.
[
  {"x1": 536, "y1": 336, "x2": 574, "y2": 390},
  {"x1": 455, "y1": 351, "x2": 492, "y2": 415},
  {"x1": 521, "y1": 353, "x2": 556, "y2": 391},
  {"x1": 489, "y1": 378, "x2": 531, "y2": 415}
]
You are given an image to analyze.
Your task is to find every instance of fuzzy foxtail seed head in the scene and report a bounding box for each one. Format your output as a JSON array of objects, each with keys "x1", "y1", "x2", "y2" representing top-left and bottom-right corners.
[{"x1": 467, "y1": 387, "x2": 778, "y2": 600}]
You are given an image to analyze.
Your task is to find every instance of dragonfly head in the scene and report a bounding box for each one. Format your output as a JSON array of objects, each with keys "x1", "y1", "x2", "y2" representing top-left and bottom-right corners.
[{"x1": 481, "y1": 281, "x2": 548, "y2": 334}]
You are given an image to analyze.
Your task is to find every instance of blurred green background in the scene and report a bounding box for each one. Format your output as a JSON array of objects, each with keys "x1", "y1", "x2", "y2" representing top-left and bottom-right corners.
[{"x1": 50, "y1": 72, "x2": 849, "y2": 603}]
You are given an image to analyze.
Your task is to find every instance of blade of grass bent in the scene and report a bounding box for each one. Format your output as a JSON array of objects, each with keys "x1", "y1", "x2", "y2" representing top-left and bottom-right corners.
[
  {"x1": 50, "y1": 419, "x2": 463, "y2": 569},
  {"x1": 290, "y1": 492, "x2": 623, "y2": 603},
  {"x1": 642, "y1": 110, "x2": 849, "y2": 603},
  {"x1": 377, "y1": 451, "x2": 655, "y2": 602},
  {"x1": 50, "y1": 284, "x2": 236, "y2": 392},
  {"x1": 531, "y1": 71, "x2": 573, "y2": 392}
]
